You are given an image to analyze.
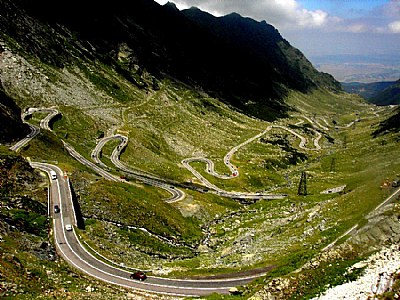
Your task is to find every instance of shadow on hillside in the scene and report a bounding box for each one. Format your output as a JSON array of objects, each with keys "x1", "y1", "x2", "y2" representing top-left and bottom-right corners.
[
  {"x1": 68, "y1": 179, "x2": 85, "y2": 230},
  {"x1": 373, "y1": 108, "x2": 400, "y2": 137}
]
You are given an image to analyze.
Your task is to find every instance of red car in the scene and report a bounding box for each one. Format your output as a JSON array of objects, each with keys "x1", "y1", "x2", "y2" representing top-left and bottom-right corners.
[{"x1": 130, "y1": 271, "x2": 147, "y2": 281}]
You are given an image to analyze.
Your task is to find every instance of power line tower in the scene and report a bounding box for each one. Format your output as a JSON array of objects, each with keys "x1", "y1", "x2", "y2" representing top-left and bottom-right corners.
[
  {"x1": 298, "y1": 171, "x2": 307, "y2": 196},
  {"x1": 330, "y1": 158, "x2": 336, "y2": 173}
]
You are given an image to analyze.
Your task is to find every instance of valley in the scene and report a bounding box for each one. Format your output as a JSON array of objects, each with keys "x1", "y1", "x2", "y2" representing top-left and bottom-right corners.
[
  {"x1": 0, "y1": 0, "x2": 400, "y2": 299},
  {"x1": 3, "y1": 65, "x2": 399, "y2": 298}
]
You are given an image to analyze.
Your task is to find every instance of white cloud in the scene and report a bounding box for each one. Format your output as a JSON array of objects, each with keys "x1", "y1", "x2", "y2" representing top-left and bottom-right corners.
[
  {"x1": 296, "y1": 9, "x2": 328, "y2": 27},
  {"x1": 155, "y1": 0, "x2": 400, "y2": 36},
  {"x1": 155, "y1": 0, "x2": 334, "y2": 29},
  {"x1": 346, "y1": 23, "x2": 368, "y2": 33},
  {"x1": 388, "y1": 21, "x2": 400, "y2": 33}
]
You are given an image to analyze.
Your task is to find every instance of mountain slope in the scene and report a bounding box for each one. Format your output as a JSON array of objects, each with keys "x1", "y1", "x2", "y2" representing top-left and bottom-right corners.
[
  {"x1": 182, "y1": 7, "x2": 341, "y2": 93},
  {"x1": 370, "y1": 79, "x2": 400, "y2": 105},
  {"x1": 342, "y1": 81, "x2": 397, "y2": 102},
  {"x1": 374, "y1": 107, "x2": 400, "y2": 136},
  {"x1": 0, "y1": 0, "x2": 340, "y2": 121},
  {"x1": 3, "y1": 0, "x2": 400, "y2": 299},
  {"x1": 0, "y1": 85, "x2": 30, "y2": 144}
]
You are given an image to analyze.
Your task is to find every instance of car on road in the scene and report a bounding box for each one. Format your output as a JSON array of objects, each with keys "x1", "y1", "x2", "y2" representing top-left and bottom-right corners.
[
  {"x1": 65, "y1": 224, "x2": 73, "y2": 231},
  {"x1": 130, "y1": 271, "x2": 147, "y2": 281},
  {"x1": 50, "y1": 170, "x2": 57, "y2": 180},
  {"x1": 54, "y1": 205, "x2": 60, "y2": 213}
]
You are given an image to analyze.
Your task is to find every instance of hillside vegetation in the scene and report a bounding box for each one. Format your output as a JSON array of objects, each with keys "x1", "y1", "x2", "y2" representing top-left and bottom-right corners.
[
  {"x1": 342, "y1": 79, "x2": 400, "y2": 105},
  {"x1": 370, "y1": 79, "x2": 400, "y2": 105},
  {"x1": 0, "y1": 0, "x2": 399, "y2": 299},
  {"x1": 1, "y1": 0, "x2": 340, "y2": 121}
]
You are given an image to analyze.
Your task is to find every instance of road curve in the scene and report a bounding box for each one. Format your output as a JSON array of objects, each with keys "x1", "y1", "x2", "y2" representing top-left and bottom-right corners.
[
  {"x1": 13, "y1": 107, "x2": 185, "y2": 202},
  {"x1": 293, "y1": 114, "x2": 359, "y2": 131},
  {"x1": 182, "y1": 123, "x2": 322, "y2": 199},
  {"x1": 62, "y1": 140, "x2": 123, "y2": 182},
  {"x1": 23, "y1": 107, "x2": 61, "y2": 131},
  {"x1": 9, "y1": 107, "x2": 60, "y2": 152},
  {"x1": 91, "y1": 136, "x2": 114, "y2": 171},
  {"x1": 9, "y1": 123, "x2": 40, "y2": 152},
  {"x1": 31, "y1": 162, "x2": 268, "y2": 297},
  {"x1": 92, "y1": 134, "x2": 185, "y2": 203}
]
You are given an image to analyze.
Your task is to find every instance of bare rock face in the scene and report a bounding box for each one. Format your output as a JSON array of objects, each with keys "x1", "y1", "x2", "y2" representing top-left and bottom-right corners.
[
  {"x1": 317, "y1": 244, "x2": 400, "y2": 299},
  {"x1": 351, "y1": 204, "x2": 400, "y2": 248}
]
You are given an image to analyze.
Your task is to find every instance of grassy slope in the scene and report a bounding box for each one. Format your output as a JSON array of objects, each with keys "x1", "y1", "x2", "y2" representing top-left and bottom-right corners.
[
  {"x1": 0, "y1": 146, "x2": 134, "y2": 299},
  {"x1": 2, "y1": 41, "x2": 400, "y2": 298}
]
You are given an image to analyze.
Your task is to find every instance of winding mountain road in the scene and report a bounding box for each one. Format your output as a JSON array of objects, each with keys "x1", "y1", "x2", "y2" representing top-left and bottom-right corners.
[
  {"x1": 7, "y1": 108, "x2": 269, "y2": 296},
  {"x1": 182, "y1": 123, "x2": 322, "y2": 199},
  {"x1": 9, "y1": 106, "x2": 395, "y2": 296},
  {"x1": 19, "y1": 106, "x2": 290, "y2": 201},
  {"x1": 30, "y1": 162, "x2": 269, "y2": 297},
  {"x1": 62, "y1": 140, "x2": 123, "y2": 183},
  {"x1": 9, "y1": 107, "x2": 60, "y2": 152},
  {"x1": 9, "y1": 123, "x2": 39, "y2": 152},
  {"x1": 92, "y1": 134, "x2": 185, "y2": 203}
]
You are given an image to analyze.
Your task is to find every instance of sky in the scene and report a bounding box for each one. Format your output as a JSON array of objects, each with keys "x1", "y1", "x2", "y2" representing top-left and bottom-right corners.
[{"x1": 153, "y1": 0, "x2": 400, "y2": 60}]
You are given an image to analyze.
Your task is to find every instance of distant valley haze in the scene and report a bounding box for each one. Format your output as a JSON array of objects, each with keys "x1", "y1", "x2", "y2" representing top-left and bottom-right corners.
[{"x1": 156, "y1": 0, "x2": 400, "y2": 82}]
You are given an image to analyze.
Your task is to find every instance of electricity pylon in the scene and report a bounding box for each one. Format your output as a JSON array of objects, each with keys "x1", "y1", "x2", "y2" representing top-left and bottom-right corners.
[
  {"x1": 330, "y1": 158, "x2": 336, "y2": 173},
  {"x1": 298, "y1": 171, "x2": 307, "y2": 196}
]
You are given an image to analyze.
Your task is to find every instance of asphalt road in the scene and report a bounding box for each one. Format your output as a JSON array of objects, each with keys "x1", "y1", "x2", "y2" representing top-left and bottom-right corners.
[
  {"x1": 30, "y1": 162, "x2": 268, "y2": 297},
  {"x1": 11, "y1": 107, "x2": 397, "y2": 296},
  {"x1": 10, "y1": 107, "x2": 60, "y2": 152},
  {"x1": 62, "y1": 140, "x2": 122, "y2": 182},
  {"x1": 182, "y1": 123, "x2": 323, "y2": 200},
  {"x1": 9, "y1": 123, "x2": 40, "y2": 152},
  {"x1": 92, "y1": 134, "x2": 185, "y2": 203}
]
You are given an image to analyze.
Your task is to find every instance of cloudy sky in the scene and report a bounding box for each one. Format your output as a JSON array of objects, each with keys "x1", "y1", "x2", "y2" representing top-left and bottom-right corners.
[{"x1": 154, "y1": 0, "x2": 400, "y2": 60}]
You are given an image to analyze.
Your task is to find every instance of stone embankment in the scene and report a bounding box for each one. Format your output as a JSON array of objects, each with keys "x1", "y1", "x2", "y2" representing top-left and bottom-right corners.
[{"x1": 316, "y1": 243, "x2": 400, "y2": 299}]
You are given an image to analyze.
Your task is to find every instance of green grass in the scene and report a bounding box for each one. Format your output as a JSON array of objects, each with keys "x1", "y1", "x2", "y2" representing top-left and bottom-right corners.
[
  {"x1": 120, "y1": 227, "x2": 194, "y2": 258},
  {"x1": 81, "y1": 179, "x2": 202, "y2": 242},
  {"x1": 152, "y1": 101, "x2": 399, "y2": 280},
  {"x1": 0, "y1": 145, "x2": 18, "y2": 156},
  {"x1": 51, "y1": 105, "x2": 103, "y2": 156},
  {"x1": 79, "y1": 62, "x2": 147, "y2": 104},
  {"x1": 286, "y1": 89, "x2": 367, "y2": 116},
  {"x1": 3, "y1": 41, "x2": 400, "y2": 298},
  {"x1": 17, "y1": 80, "x2": 399, "y2": 285},
  {"x1": 19, "y1": 130, "x2": 87, "y2": 175},
  {"x1": 0, "y1": 232, "x2": 129, "y2": 299},
  {"x1": 288, "y1": 259, "x2": 365, "y2": 299},
  {"x1": 8, "y1": 209, "x2": 49, "y2": 237}
]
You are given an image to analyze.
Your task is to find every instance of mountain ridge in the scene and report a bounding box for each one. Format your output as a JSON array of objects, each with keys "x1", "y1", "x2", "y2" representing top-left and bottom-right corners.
[
  {"x1": 3, "y1": 1, "x2": 400, "y2": 299},
  {"x1": 181, "y1": 6, "x2": 341, "y2": 92},
  {"x1": 370, "y1": 79, "x2": 400, "y2": 105},
  {"x1": 342, "y1": 79, "x2": 400, "y2": 105},
  {"x1": 1, "y1": 0, "x2": 340, "y2": 121}
]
